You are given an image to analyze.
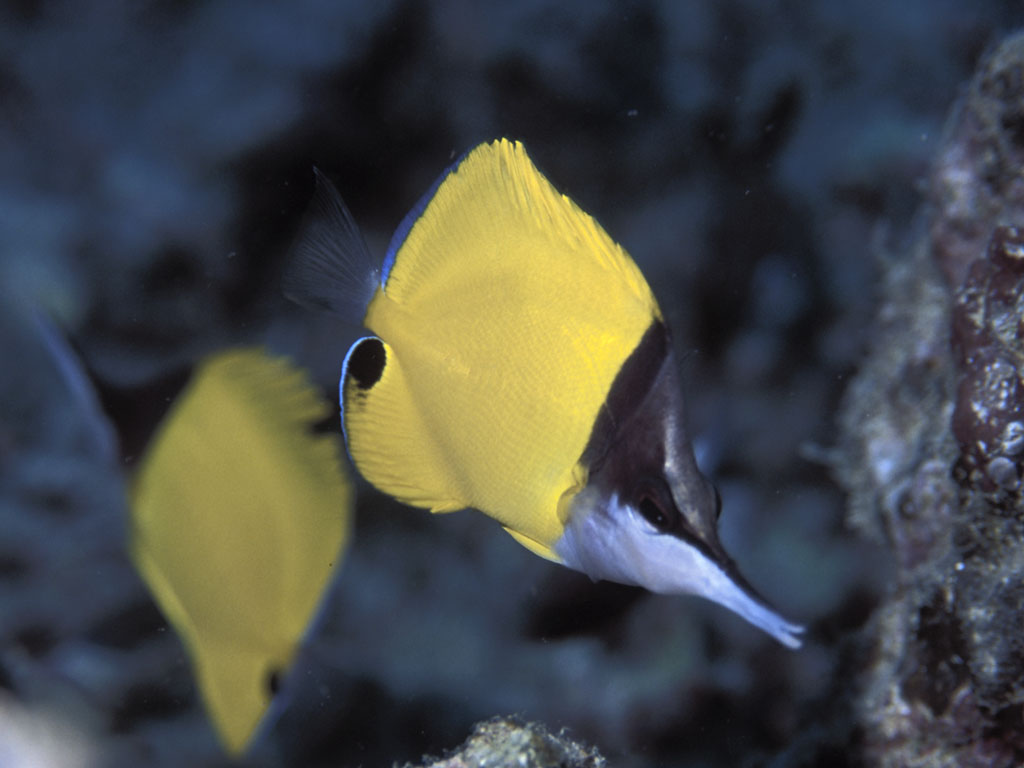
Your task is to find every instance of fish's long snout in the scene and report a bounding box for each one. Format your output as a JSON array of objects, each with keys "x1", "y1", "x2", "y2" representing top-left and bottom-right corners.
[
  {"x1": 659, "y1": 420, "x2": 804, "y2": 648},
  {"x1": 630, "y1": 520, "x2": 805, "y2": 649},
  {"x1": 671, "y1": 487, "x2": 804, "y2": 647},
  {"x1": 557, "y1": 487, "x2": 805, "y2": 648},
  {"x1": 691, "y1": 554, "x2": 805, "y2": 649}
]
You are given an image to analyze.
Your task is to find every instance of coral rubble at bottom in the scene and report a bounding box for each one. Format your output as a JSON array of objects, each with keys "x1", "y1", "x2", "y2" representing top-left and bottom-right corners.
[{"x1": 402, "y1": 717, "x2": 606, "y2": 768}]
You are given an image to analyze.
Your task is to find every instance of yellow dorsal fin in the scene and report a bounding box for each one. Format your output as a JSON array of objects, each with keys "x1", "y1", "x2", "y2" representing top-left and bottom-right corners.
[
  {"x1": 380, "y1": 139, "x2": 658, "y2": 314},
  {"x1": 130, "y1": 348, "x2": 351, "y2": 756},
  {"x1": 343, "y1": 139, "x2": 659, "y2": 553}
]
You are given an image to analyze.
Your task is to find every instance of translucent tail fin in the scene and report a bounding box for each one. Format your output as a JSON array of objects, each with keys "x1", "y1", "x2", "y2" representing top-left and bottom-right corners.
[{"x1": 283, "y1": 168, "x2": 380, "y2": 325}]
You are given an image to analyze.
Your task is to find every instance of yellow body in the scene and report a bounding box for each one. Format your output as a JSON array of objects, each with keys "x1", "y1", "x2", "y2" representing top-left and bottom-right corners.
[
  {"x1": 343, "y1": 139, "x2": 660, "y2": 558},
  {"x1": 130, "y1": 348, "x2": 351, "y2": 755}
]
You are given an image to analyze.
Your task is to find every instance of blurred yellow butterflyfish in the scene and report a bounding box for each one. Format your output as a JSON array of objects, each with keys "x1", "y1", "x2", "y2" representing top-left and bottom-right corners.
[
  {"x1": 130, "y1": 348, "x2": 351, "y2": 755},
  {"x1": 284, "y1": 138, "x2": 803, "y2": 649}
]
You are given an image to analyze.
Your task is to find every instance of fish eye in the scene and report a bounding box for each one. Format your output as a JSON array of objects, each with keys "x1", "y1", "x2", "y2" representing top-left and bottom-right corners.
[
  {"x1": 713, "y1": 485, "x2": 723, "y2": 521},
  {"x1": 638, "y1": 494, "x2": 675, "y2": 533}
]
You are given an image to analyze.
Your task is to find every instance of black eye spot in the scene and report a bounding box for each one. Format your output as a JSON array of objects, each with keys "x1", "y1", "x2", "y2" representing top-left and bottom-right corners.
[
  {"x1": 713, "y1": 485, "x2": 723, "y2": 521},
  {"x1": 347, "y1": 337, "x2": 385, "y2": 389},
  {"x1": 639, "y1": 495, "x2": 672, "y2": 532},
  {"x1": 265, "y1": 667, "x2": 283, "y2": 698}
]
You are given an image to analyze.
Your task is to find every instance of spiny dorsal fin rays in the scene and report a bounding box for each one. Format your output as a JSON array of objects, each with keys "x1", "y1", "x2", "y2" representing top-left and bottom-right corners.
[
  {"x1": 381, "y1": 150, "x2": 469, "y2": 288},
  {"x1": 283, "y1": 168, "x2": 380, "y2": 324},
  {"x1": 129, "y1": 347, "x2": 352, "y2": 756}
]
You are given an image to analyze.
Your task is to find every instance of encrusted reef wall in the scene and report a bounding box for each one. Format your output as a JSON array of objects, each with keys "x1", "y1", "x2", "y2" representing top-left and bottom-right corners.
[{"x1": 833, "y1": 31, "x2": 1024, "y2": 767}]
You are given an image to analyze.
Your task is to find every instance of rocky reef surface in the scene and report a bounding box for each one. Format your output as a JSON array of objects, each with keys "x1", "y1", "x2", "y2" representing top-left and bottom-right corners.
[{"x1": 827, "y1": 31, "x2": 1024, "y2": 768}]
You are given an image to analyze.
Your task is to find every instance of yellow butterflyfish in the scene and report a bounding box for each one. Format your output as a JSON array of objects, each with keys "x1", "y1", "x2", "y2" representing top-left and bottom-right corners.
[
  {"x1": 285, "y1": 139, "x2": 802, "y2": 648},
  {"x1": 130, "y1": 348, "x2": 352, "y2": 755}
]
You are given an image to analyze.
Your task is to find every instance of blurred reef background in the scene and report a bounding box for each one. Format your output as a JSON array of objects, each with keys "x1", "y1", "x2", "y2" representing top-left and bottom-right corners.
[{"x1": 3, "y1": 1, "x2": 1024, "y2": 766}]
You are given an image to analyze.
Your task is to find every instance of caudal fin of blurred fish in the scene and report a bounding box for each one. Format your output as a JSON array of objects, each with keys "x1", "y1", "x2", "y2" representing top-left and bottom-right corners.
[{"x1": 3, "y1": 300, "x2": 119, "y2": 467}]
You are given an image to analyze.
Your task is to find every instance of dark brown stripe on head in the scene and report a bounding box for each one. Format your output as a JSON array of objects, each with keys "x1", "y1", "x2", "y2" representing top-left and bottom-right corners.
[{"x1": 580, "y1": 320, "x2": 670, "y2": 472}]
